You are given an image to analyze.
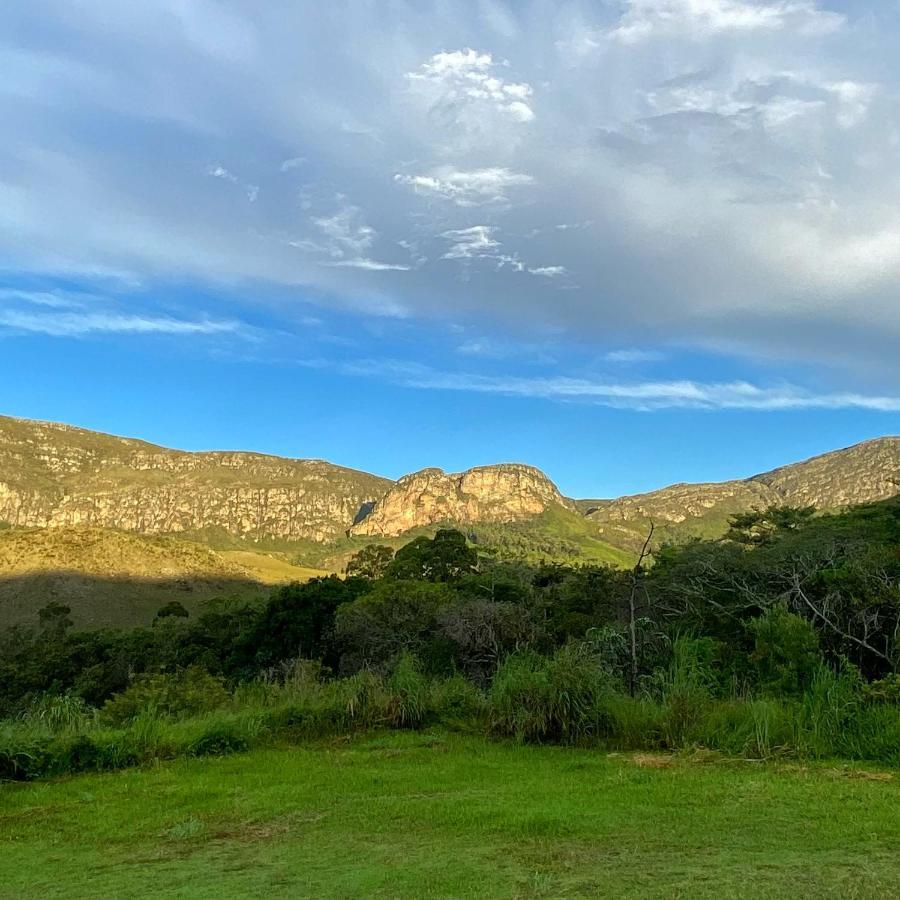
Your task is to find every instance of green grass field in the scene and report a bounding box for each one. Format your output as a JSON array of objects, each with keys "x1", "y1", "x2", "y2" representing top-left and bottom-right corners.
[{"x1": 1, "y1": 731, "x2": 898, "y2": 899}]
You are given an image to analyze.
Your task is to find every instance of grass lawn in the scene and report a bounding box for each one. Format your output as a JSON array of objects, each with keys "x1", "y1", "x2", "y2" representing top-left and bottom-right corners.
[{"x1": 1, "y1": 731, "x2": 898, "y2": 899}]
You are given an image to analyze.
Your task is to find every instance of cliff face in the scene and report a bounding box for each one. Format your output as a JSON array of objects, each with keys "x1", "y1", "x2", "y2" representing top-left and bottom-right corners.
[
  {"x1": 0, "y1": 417, "x2": 392, "y2": 542},
  {"x1": 1, "y1": 415, "x2": 896, "y2": 552},
  {"x1": 350, "y1": 464, "x2": 575, "y2": 537},
  {"x1": 586, "y1": 437, "x2": 900, "y2": 548}
]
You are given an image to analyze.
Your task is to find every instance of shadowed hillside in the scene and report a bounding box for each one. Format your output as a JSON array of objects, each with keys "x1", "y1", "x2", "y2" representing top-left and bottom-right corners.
[{"x1": 0, "y1": 527, "x2": 327, "y2": 628}]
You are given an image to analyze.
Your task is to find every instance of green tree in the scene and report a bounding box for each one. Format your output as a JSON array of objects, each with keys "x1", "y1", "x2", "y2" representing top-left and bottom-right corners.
[
  {"x1": 334, "y1": 579, "x2": 454, "y2": 673},
  {"x1": 38, "y1": 601, "x2": 73, "y2": 640},
  {"x1": 387, "y1": 529, "x2": 477, "y2": 582},
  {"x1": 345, "y1": 544, "x2": 395, "y2": 579},
  {"x1": 155, "y1": 600, "x2": 189, "y2": 622},
  {"x1": 727, "y1": 505, "x2": 816, "y2": 545},
  {"x1": 243, "y1": 576, "x2": 369, "y2": 670}
]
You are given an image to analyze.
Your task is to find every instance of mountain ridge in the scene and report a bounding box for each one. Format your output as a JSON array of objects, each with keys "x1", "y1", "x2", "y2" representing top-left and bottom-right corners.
[{"x1": 0, "y1": 414, "x2": 897, "y2": 552}]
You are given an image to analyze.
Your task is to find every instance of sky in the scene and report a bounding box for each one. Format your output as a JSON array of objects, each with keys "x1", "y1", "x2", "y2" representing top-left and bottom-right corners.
[{"x1": 1, "y1": 0, "x2": 899, "y2": 498}]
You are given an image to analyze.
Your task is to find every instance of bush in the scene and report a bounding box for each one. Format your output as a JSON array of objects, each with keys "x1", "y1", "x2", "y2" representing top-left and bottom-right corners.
[
  {"x1": 749, "y1": 606, "x2": 822, "y2": 697},
  {"x1": 21, "y1": 693, "x2": 96, "y2": 733},
  {"x1": 188, "y1": 721, "x2": 250, "y2": 757},
  {"x1": 101, "y1": 667, "x2": 230, "y2": 725},
  {"x1": 796, "y1": 664, "x2": 864, "y2": 758},
  {"x1": 429, "y1": 673, "x2": 486, "y2": 726}
]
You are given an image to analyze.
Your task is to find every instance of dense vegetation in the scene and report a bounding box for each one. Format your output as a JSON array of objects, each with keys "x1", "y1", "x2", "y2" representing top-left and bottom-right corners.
[{"x1": 1, "y1": 498, "x2": 898, "y2": 779}]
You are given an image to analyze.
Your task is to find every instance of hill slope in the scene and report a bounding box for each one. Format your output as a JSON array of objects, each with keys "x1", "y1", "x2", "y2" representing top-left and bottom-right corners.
[
  {"x1": 0, "y1": 416, "x2": 392, "y2": 542},
  {"x1": 586, "y1": 437, "x2": 900, "y2": 551},
  {"x1": 0, "y1": 526, "x2": 328, "y2": 628}
]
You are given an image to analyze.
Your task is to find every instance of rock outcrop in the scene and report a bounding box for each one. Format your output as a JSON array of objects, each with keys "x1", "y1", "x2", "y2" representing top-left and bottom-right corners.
[
  {"x1": 1, "y1": 415, "x2": 896, "y2": 552},
  {"x1": 0, "y1": 416, "x2": 392, "y2": 542},
  {"x1": 350, "y1": 464, "x2": 574, "y2": 537},
  {"x1": 586, "y1": 437, "x2": 900, "y2": 548}
]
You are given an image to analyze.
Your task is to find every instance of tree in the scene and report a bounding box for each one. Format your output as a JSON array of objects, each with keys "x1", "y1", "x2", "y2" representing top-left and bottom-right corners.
[
  {"x1": 243, "y1": 576, "x2": 369, "y2": 670},
  {"x1": 627, "y1": 524, "x2": 654, "y2": 696},
  {"x1": 155, "y1": 600, "x2": 189, "y2": 622},
  {"x1": 726, "y1": 505, "x2": 816, "y2": 545},
  {"x1": 749, "y1": 605, "x2": 822, "y2": 696},
  {"x1": 334, "y1": 579, "x2": 454, "y2": 673},
  {"x1": 386, "y1": 529, "x2": 478, "y2": 582},
  {"x1": 437, "y1": 598, "x2": 535, "y2": 683},
  {"x1": 345, "y1": 544, "x2": 395, "y2": 579},
  {"x1": 38, "y1": 601, "x2": 73, "y2": 640}
]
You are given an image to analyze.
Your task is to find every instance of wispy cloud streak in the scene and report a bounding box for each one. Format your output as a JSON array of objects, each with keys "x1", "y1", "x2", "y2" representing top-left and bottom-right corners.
[{"x1": 342, "y1": 360, "x2": 900, "y2": 412}]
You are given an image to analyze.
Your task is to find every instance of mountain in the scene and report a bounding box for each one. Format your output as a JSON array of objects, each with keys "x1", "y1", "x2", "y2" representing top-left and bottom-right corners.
[
  {"x1": 587, "y1": 437, "x2": 900, "y2": 551},
  {"x1": 0, "y1": 415, "x2": 897, "y2": 588},
  {"x1": 0, "y1": 415, "x2": 391, "y2": 542},
  {"x1": 350, "y1": 464, "x2": 575, "y2": 537}
]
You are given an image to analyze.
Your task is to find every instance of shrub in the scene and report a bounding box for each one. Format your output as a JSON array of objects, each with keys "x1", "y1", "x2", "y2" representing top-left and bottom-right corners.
[
  {"x1": 749, "y1": 606, "x2": 822, "y2": 697},
  {"x1": 429, "y1": 673, "x2": 486, "y2": 726},
  {"x1": 648, "y1": 637, "x2": 718, "y2": 749},
  {"x1": 21, "y1": 693, "x2": 96, "y2": 733},
  {"x1": 101, "y1": 667, "x2": 230, "y2": 725},
  {"x1": 796, "y1": 664, "x2": 864, "y2": 758},
  {"x1": 188, "y1": 721, "x2": 250, "y2": 757},
  {"x1": 863, "y1": 674, "x2": 900, "y2": 705},
  {"x1": 490, "y1": 651, "x2": 551, "y2": 742}
]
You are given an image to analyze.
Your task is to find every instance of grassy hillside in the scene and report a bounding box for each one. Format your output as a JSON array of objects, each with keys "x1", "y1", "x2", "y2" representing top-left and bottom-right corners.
[
  {"x1": 1, "y1": 732, "x2": 898, "y2": 899},
  {"x1": 467, "y1": 504, "x2": 636, "y2": 567},
  {"x1": 0, "y1": 528, "x2": 328, "y2": 629},
  {"x1": 284, "y1": 505, "x2": 636, "y2": 571}
]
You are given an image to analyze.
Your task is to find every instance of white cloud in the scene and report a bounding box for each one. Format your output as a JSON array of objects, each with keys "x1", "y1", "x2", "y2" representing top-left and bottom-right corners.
[
  {"x1": 280, "y1": 157, "x2": 306, "y2": 172},
  {"x1": 312, "y1": 205, "x2": 376, "y2": 257},
  {"x1": 207, "y1": 164, "x2": 237, "y2": 183},
  {"x1": 604, "y1": 348, "x2": 667, "y2": 363},
  {"x1": 441, "y1": 225, "x2": 501, "y2": 260},
  {"x1": 407, "y1": 47, "x2": 535, "y2": 124},
  {"x1": 605, "y1": 0, "x2": 844, "y2": 44},
  {"x1": 325, "y1": 258, "x2": 411, "y2": 271},
  {"x1": 0, "y1": 309, "x2": 246, "y2": 338},
  {"x1": 345, "y1": 360, "x2": 900, "y2": 412},
  {"x1": 0, "y1": 288, "x2": 83, "y2": 309},
  {"x1": 207, "y1": 163, "x2": 257, "y2": 202},
  {"x1": 394, "y1": 167, "x2": 533, "y2": 205},
  {"x1": 1, "y1": 2, "x2": 899, "y2": 386}
]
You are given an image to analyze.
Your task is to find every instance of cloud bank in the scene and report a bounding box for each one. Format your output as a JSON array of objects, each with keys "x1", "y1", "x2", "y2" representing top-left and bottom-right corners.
[{"x1": 1, "y1": 1, "x2": 899, "y2": 389}]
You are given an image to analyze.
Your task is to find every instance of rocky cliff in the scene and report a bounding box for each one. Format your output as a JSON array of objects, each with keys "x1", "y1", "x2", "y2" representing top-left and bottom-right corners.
[
  {"x1": 1, "y1": 415, "x2": 896, "y2": 552},
  {"x1": 0, "y1": 416, "x2": 392, "y2": 542},
  {"x1": 587, "y1": 437, "x2": 900, "y2": 549},
  {"x1": 350, "y1": 464, "x2": 575, "y2": 537}
]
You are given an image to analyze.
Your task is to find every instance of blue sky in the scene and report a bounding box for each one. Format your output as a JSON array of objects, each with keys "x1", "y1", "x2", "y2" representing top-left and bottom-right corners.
[{"x1": 1, "y1": 1, "x2": 898, "y2": 498}]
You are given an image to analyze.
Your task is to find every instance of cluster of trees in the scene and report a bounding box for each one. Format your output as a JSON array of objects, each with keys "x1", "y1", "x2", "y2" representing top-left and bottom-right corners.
[{"x1": 1, "y1": 499, "x2": 898, "y2": 718}]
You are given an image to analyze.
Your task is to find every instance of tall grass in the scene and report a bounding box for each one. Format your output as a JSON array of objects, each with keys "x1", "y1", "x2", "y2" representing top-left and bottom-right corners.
[{"x1": 2, "y1": 653, "x2": 898, "y2": 781}]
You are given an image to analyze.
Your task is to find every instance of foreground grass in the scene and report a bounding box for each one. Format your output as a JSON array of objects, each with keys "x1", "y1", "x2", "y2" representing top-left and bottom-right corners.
[{"x1": 1, "y1": 732, "x2": 898, "y2": 899}]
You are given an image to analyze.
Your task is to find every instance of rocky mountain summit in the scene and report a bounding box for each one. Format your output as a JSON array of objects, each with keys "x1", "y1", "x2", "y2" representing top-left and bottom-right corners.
[
  {"x1": 0, "y1": 416, "x2": 897, "y2": 555},
  {"x1": 0, "y1": 416, "x2": 391, "y2": 542},
  {"x1": 350, "y1": 463, "x2": 575, "y2": 537}
]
